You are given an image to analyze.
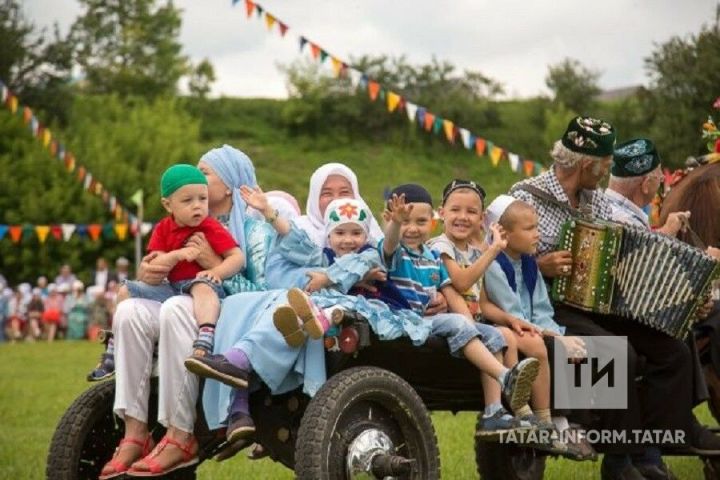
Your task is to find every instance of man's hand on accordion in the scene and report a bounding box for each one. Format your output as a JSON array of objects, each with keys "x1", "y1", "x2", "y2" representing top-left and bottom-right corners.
[{"x1": 537, "y1": 250, "x2": 573, "y2": 278}]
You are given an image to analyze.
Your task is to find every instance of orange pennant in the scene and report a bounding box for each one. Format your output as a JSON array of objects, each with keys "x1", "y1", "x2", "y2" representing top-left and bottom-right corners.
[
  {"x1": 475, "y1": 138, "x2": 487, "y2": 156},
  {"x1": 64, "y1": 152, "x2": 75, "y2": 172},
  {"x1": 9, "y1": 225, "x2": 22, "y2": 243},
  {"x1": 23, "y1": 106, "x2": 32, "y2": 124},
  {"x1": 368, "y1": 81, "x2": 380, "y2": 101},
  {"x1": 443, "y1": 120, "x2": 455, "y2": 143},
  {"x1": 265, "y1": 13, "x2": 276, "y2": 30},
  {"x1": 424, "y1": 112, "x2": 435, "y2": 132},
  {"x1": 87, "y1": 224, "x2": 102, "y2": 241},
  {"x1": 245, "y1": 0, "x2": 255, "y2": 17},
  {"x1": 35, "y1": 225, "x2": 50, "y2": 244},
  {"x1": 114, "y1": 223, "x2": 128, "y2": 241},
  {"x1": 387, "y1": 92, "x2": 401, "y2": 112},
  {"x1": 310, "y1": 43, "x2": 321, "y2": 59},
  {"x1": 490, "y1": 146, "x2": 503, "y2": 166},
  {"x1": 77, "y1": 166, "x2": 86, "y2": 181},
  {"x1": 49, "y1": 140, "x2": 57, "y2": 156},
  {"x1": 523, "y1": 160, "x2": 535, "y2": 177}
]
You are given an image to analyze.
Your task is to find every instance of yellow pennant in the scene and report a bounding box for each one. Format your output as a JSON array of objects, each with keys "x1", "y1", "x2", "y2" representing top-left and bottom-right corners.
[
  {"x1": 387, "y1": 92, "x2": 401, "y2": 113},
  {"x1": 9, "y1": 95, "x2": 18, "y2": 114},
  {"x1": 331, "y1": 57, "x2": 343, "y2": 77},
  {"x1": 443, "y1": 120, "x2": 455, "y2": 143},
  {"x1": 35, "y1": 225, "x2": 50, "y2": 244},
  {"x1": 265, "y1": 13, "x2": 276, "y2": 30},
  {"x1": 114, "y1": 223, "x2": 128, "y2": 241},
  {"x1": 42, "y1": 128, "x2": 51, "y2": 147},
  {"x1": 490, "y1": 146, "x2": 503, "y2": 166}
]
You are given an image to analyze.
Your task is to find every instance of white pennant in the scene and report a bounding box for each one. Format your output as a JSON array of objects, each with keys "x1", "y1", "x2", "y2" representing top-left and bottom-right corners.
[
  {"x1": 30, "y1": 117, "x2": 39, "y2": 136},
  {"x1": 0, "y1": 84, "x2": 6, "y2": 103},
  {"x1": 348, "y1": 68, "x2": 362, "y2": 87},
  {"x1": 84, "y1": 173, "x2": 92, "y2": 190},
  {"x1": 405, "y1": 102, "x2": 418, "y2": 123},
  {"x1": 140, "y1": 222, "x2": 153, "y2": 237},
  {"x1": 508, "y1": 153, "x2": 520, "y2": 172},
  {"x1": 61, "y1": 223, "x2": 76, "y2": 241},
  {"x1": 459, "y1": 128, "x2": 471, "y2": 149},
  {"x1": 109, "y1": 196, "x2": 116, "y2": 211}
]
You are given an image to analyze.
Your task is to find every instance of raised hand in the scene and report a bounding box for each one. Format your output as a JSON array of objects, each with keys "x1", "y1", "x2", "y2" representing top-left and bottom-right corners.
[
  {"x1": 240, "y1": 185, "x2": 269, "y2": 214},
  {"x1": 488, "y1": 223, "x2": 508, "y2": 250},
  {"x1": 388, "y1": 194, "x2": 414, "y2": 223}
]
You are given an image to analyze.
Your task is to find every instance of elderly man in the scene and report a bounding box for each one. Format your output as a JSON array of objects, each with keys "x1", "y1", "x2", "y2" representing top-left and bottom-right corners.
[{"x1": 510, "y1": 117, "x2": 717, "y2": 480}]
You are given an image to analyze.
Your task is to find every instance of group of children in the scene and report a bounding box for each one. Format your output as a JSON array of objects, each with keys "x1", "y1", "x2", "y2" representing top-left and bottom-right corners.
[{"x1": 98, "y1": 162, "x2": 584, "y2": 456}]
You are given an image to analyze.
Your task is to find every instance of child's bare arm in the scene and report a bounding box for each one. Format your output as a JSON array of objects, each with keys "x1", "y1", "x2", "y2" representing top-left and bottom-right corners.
[
  {"x1": 149, "y1": 247, "x2": 199, "y2": 270},
  {"x1": 197, "y1": 247, "x2": 244, "y2": 283},
  {"x1": 383, "y1": 194, "x2": 413, "y2": 261},
  {"x1": 479, "y1": 286, "x2": 542, "y2": 336},
  {"x1": 240, "y1": 185, "x2": 291, "y2": 236},
  {"x1": 442, "y1": 223, "x2": 507, "y2": 292},
  {"x1": 440, "y1": 284, "x2": 472, "y2": 320}
]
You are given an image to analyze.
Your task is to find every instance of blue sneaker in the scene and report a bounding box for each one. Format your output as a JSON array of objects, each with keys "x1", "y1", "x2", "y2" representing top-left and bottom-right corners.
[{"x1": 87, "y1": 353, "x2": 115, "y2": 382}]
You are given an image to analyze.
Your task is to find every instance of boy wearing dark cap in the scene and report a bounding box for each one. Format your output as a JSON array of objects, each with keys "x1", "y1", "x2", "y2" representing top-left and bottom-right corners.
[
  {"x1": 125, "y1": 164, "x2": 244, "y2": 359},
  {"x1": 382, "y1": 183, "x2": 539, "y2": 437}
]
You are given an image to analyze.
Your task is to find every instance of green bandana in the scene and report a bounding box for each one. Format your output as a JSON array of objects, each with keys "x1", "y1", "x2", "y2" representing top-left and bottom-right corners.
[
  {"x1": 160, "y1": 164, "x2": 207, "y2": 198},
  {"x1": 611, "y1": 138, "x2": 661, "y2": 177},
  {"x1": 561, "y1": 116, "x2": 616, "y2": 157}
]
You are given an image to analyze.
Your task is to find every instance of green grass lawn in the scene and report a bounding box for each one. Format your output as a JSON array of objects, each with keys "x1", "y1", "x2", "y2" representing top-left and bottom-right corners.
[{"x1": 0, "y1": 341, "x2": 714, "y2": 479}]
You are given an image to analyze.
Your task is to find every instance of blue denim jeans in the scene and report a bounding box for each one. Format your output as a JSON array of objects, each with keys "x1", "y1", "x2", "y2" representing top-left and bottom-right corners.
[
  {"x1": 125, "y1": 277, "x2": 225, "y2": 303},
  {"x1": 428, "y1": 313, "x2": 506, "y2": 357}
]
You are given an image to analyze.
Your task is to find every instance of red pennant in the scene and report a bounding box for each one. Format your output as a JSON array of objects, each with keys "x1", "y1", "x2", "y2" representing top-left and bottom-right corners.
[
  {"x1": 310, "y1": 43, "x2": 321, "y2": 59},
  {"x1": 475, "y1": 138, "x2": 487, "y2": 156},
  {"x1": 523, "y1": 160, "x2": 534, "y2": 177},
  {"x1": 9, "y1": 225, "x2": 22, "y2": 243},
  {"x1": 22, "y1": 106, "x2": 32, "y2": 124},
  {"x1": 87, "y1": 224, "x2": 102, "y2": 241},
  {"x1": 49, "y1": 140, "x2": 57, "y2": 156},
  {"x1": 77, "y1": 166, "x2": 86, "y2": 181},
  {"x1": 367, "y1": 81, "x2": 380, "y2": 101},
  {"x1": 50, "y1": 225, "x2": 62, "y2": 241},
  {"x1": 244, "y1": 0, "x2": 255, "y2": 17},
  {"x1": 424, "y1": 112, "x2": 435, "y2": 132},
  {"x1": 278, "y1": 22, "x2": 288, "y2": 36}
]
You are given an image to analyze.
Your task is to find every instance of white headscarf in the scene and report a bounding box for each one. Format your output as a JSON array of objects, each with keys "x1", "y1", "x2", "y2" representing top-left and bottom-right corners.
[
  {"x1": 484, "y1": 194, "x2": 518, "y2": 244},
  {"x1": 294, "y1": 163, "x2": 383, "y2": 246}
]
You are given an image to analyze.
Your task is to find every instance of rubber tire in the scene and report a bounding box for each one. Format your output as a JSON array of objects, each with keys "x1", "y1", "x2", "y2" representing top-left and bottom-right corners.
[
  {"x1": 46, "y1": 381, "x2": 196, "y2": 480},
  {"x1": 474, "y1": 414, "x2": 546, "y2": 480},
  {"x1": 294, "y1": 366, "x2": 440, "y2": 479}
]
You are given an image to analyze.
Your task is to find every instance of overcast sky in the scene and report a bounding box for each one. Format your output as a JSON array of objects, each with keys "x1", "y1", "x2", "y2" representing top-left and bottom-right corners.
[{"x1": 22, "y1": 0, "x2": 719, "y2": 99}]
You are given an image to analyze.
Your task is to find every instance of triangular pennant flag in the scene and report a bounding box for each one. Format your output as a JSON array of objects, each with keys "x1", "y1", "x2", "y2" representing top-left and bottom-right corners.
[
  {"x1": 491, "y1": 146, "x2": 503, "y2": 167},
  {"x1": 0, "y1": 84, "x2": 6, "y2": 103},
  {"x1": 348, "y1": 68, "x2": 362, "y2": 86},
  {"x1": 84, "y1": 173, "x2": 93, "y2": 190},
  {"x1": 475, "y1": 138, "x2": 487, "y2": 156},
  {"x1": 309, "y1": 43, "x2": 321, "y2": 59},
  {"x1": 508, "y1": 152, "x2": 520, "y2": 172},
  {"x1": 49, "y1": 140, "x2": 58, "y2": 156},
  {"x1": 50, "y1": 225, "x2": 62, "y2": 241},
  {"x1": 405, "y1": 101, "x2": 418, "y2": 123},
  {"x1": 358, "y1": 73, "x2": 368, "y2": 89},
  {"x1": 56, "y1": 144, "x2": 64, "y2": 160},
  {"x1": 35, "y1": 225, "x2": 50, "y2": 244},
  {"x1": 64, "y1": 152, "x2": 75, "y2": 172},
  {"x1": 61, "y1": 223, "x2": 76, "y2": 241},
  {"x1": 534, "y1": 162, "x2": 543, "y2": 175},
  {"x1": 423, "y1": 112, "x2": 434, "y2": 131},
  {"x1": 459, "y1": 128, "x2": 471, "y2": 149},
  {"x1": 523, "y1": 159, "x2": 534, "y2": 177},
  {"x1": 22, "y1": 224, "x2": 34, "y2": 238},
  {"x1": 9, "y1": 95, "x2": 18, "y2": 114},
  {"x1": 367, "y1": 81, "x2": 380, "y2": 101},
  {"x1": 9, "y1": 225, "x2": 22, "y2": 243},
  {"x1": 255, "y1": 4, "x2": 263, "y2": 17},
  {"x1": 443, "y1": 120, "x2": 456, "y2": 143},
  {"x1": 94, "y1": 181, "x2": 103, "y2": 195},
  {"x1": 42, "y1": 128, "x2": 51, "y2": 147},
  {"x1": 319, "y1": 50, "x2": 329, "y2": 63},
  {"x1": 432, "y1": 116, "x2": 443, "y2": 135},
  {"x1": 141, "y1": 222, "x2": 153, "y2": 237},
  {"x1": 102, "y1": 223, "x2": 115, "y2": 239},
  {"x1": 0, "y1": 225, "x2": 7, "y2": 240},
  {"x1": 87, "y1": 224, "x2": 102, "y2": 241},
  {"x1": 416, "y1": 107, "x2": 426, "y2": 126},
  {"x1": 22, "y1": 106, "x2": 32, "y2": 124},
  {"x1": 77, "y1": 166, "x2": 86, "y2": 181},
  {"x1": 264, "y1": 12, "x2": 276, "y2": 30},
  {"x1": 30, "y1": 117, "x2": 38, "y2": 136},
  {"x1": 387, "y1": 91, "x2": 401, "y2": 113},
  {"x1": 114, "y1": 223, "x2": 129, "y2": 241},
  {"x1": 331, "y1": 57, "x2": 343, "y2": 77},
  {"x1": 299, "y1": 36, "x2": 308, "y2": 51},
  {"x1": 278, "y1": 21, "x2": 288, "y2": 36}
]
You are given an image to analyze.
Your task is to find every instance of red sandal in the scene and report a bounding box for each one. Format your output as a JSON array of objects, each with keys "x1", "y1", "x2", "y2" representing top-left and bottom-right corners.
[
  {"x1": 126, "y1": 435, "x2": 198, "y2": 477},
  {"x1": 98, "y1": 435, "x2": 155, "y2": 480}
]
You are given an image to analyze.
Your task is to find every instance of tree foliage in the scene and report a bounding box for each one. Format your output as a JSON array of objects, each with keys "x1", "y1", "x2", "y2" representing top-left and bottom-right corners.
[{"x1": 545, "y1": 58, "x2": 601, "y2": 114}]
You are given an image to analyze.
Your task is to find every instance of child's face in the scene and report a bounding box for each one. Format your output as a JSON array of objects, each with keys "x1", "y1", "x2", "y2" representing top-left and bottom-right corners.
[
  {"x1": 505, "y1": 210, "x2": 540, "y2": 255},
  {"x1": 439, "y1": 190, "x2": 484, "y2": 243},
  {"x1": 400, "y1": 203, "x2": 434, "y2": 249},
  {"x1": 328, "y1": 224, "x2": 367, "y2": 256},
  {"x1": 162, "y1": 184, "x2": 209, "y2": 227}
]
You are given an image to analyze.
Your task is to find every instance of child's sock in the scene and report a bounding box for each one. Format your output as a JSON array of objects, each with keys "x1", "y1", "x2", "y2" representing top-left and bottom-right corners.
[
  {"x1": 105, "y1": 336, "x2": 115, "y2": 355},
  {"x1": 515, "y1": 404, "x2": 533, "y2": 418},
  {"x1": 229, "y1": 388, "x2": 250, "y2": 417},
  {"x1": 535, "y1": 408, "x2": 552, "y2": 424},
  {"x1": 193, "y1": 323, "x2": 215, "y2": 355},
  {"x1": 483, "y1": 402, "x2": 503, "y2": 418},
  {"x1": 225, "y1": 348, "x2": 252, "y2": 372},
  {"x1": 496, "y1": 367, "x2": 510, "y2": 387}
]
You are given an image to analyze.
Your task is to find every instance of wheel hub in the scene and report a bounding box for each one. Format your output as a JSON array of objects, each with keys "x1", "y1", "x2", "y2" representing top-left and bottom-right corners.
[{"x1": 346, "y1": 429, "x2": 394, "y2": 479}]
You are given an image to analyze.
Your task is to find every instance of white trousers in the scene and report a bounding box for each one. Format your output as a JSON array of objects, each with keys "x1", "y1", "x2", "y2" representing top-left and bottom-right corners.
[{"x1": 113, "y1": 295, "x2": 199, "y2": 433}]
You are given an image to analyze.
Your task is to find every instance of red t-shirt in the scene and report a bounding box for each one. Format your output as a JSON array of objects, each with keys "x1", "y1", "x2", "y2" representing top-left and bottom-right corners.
[{"x1": 147, "y1": 216, "x2": 238, "y2": 283}]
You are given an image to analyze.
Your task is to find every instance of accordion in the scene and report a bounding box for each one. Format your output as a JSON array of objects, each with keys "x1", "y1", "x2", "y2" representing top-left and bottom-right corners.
[{"x1": 551, "y1": 219, "x2": 720, "y2": 338}]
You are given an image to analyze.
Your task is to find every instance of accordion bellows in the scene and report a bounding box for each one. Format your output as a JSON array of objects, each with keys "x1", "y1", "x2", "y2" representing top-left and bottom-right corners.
[{"x1": 552, "y1": 219, "x2": 720, "y2": 338}]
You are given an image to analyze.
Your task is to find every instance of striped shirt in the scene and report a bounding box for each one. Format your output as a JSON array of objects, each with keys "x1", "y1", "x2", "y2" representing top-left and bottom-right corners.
[{"x1": 379, "y1": 240, "x2": 451, "y2": 315}]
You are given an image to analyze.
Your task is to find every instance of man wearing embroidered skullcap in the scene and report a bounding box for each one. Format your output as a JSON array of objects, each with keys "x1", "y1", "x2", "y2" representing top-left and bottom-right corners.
[
  {"x1": 507, "y1": 116, "x2": 719, "y2": 480},
  {"x1": 607, "y1": 138, "x2": 689, "y2": 236}
]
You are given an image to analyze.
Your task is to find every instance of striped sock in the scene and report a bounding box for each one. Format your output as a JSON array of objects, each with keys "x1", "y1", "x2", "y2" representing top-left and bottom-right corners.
[{"x1": 193, "y1": 323, "x2": 216, "y2": 355}]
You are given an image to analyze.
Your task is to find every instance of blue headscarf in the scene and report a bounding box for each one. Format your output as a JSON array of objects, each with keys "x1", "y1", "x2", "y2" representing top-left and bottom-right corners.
[{"x1": 200, "y1": 145, "x2": 257, "y2": 255}]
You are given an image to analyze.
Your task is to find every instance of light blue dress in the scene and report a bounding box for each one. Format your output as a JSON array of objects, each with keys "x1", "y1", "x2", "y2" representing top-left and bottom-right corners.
[{"x1": 483, "y1": 258, "x2": 565, "y2": 335}]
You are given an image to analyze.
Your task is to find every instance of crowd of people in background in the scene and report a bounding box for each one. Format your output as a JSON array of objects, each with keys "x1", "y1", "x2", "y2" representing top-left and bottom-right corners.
[{"x1": 0, "y1": 256, "x2": 131, "y2": 343}]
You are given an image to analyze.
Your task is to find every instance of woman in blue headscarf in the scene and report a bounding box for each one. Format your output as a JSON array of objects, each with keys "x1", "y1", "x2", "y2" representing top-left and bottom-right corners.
[{"x1": 102, "y1": 145, "x2": 272, "y2": 479}]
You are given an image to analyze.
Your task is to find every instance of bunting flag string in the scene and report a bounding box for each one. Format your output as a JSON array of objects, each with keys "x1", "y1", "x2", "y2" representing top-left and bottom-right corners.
[
  {"x1": 231, "y1": 0, "x2": 545, "y2": 177},
  {"x1": 0, "y1": 79, "x2": 136, "y2": 221},
  {"x1": 0, "y1": 222, "x2": 154, "y2": 244}
]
